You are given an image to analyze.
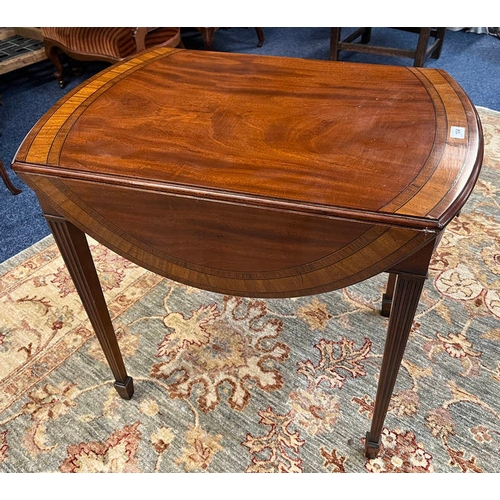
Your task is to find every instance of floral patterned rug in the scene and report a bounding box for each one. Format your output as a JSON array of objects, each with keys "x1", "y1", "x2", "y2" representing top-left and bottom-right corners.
[{"x1": 0, "y1": 107, "x2": 499, "y2": 473}]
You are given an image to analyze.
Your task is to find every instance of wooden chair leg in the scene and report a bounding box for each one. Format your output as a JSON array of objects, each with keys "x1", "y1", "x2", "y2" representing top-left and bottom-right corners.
[
  {"x1": 199, "y1": 28, "x2": 217, "y2": 50},
  {"x1": 0, "y1": 159, "x2": 22, "y2": 195},
  {"x1": 361, "y1": 27, "x2": 372, "y2": 44},
  {"x1": 44, "y1": 41, "x2": 66, "y2": 88},
  {"x1": 329, "y1": 28, "x2": 341, "y2": 60},
  {"x1": 414, "y1": 28, "x2": 431, "y2": 67},
  {"x1": 431, "y1": 27, "x2": 447, "y2": 59},
  {"x1": 255, "y1": 28, "x2": 264, "y2": 47},
  {"x1": 69, "y1": 58, "x2": 85, "y2": 77}
]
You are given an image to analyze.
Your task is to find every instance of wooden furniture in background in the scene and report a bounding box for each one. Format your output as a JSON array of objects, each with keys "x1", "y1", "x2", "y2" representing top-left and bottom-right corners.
[
  {"x1": 13, "y1": 27, "x2": 43, "y2": 41},
  {"x1": 0, "y1": 159, "x2": 21, "y2": 195},
  {"x1": 196, "y1": 28, "x2": 264, "y2": 50},
  {"x1": 0, "y1": 28, "x2": 46, "y2": 76},
  {"x1": 12, "y1": 48, "x2": 483, "y2": 458},
  {"x1": 330, "y1": 28, "x2": 447, "y2": 67},
  {"x1": 41, "y1": 27, "x2": 183, "y2": 87}
]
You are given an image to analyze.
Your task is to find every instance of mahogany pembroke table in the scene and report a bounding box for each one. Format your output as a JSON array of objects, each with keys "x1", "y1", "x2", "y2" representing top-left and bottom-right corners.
[{"x1": 12, "y1": 48, "x2": 483, "y2": 458}]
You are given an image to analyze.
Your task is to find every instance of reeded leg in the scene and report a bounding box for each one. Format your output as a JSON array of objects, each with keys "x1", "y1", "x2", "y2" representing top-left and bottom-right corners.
[
  {"x1": 365, "y1": 272, "x2": 426, "y2": 458},
  {"x1": 46, "y1": 215, "x2": 134, "y2": 399},
  {"x1": 381, "y1": 272, "x2": 397, "y2": 317}
]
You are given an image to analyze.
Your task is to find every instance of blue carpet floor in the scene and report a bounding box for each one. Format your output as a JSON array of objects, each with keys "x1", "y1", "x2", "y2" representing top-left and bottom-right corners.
[{"x1": 1, "y1": 27, "x2": 499, "y2": 263}]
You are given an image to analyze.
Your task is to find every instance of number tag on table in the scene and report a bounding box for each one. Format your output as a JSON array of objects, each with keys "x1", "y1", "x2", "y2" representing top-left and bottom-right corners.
[{"x1": 450, "y1": 126, "x2": 466, "y2": 139}]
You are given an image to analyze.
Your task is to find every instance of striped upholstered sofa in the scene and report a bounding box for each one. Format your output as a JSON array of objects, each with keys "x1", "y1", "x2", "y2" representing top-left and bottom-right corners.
[{"x1": 41, "y1": 27, "x2": 182, "y2": 88}]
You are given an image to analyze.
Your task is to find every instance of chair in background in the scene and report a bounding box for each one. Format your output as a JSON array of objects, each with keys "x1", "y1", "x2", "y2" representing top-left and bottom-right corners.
[
  {"x1": 42, "y1": 27, "x2": 183, "y2": 88},
  {"x1": 329, "y1": 28, "x2": 446, "y2": 67},
  {"x1": 196, "y1": 28, "x2": 264, "y2": 50},
  {"x1": 0, "y1": 159, "x2": 21, "y2": 195}
]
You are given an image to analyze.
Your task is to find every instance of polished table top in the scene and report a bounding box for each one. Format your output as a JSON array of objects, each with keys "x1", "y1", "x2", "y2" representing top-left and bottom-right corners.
[
  {"x1": 16, "y1": 48, "x2": 481, "y2": 221},
  {"x1": 13, "y1": 48, "x2": 483, "y2": 299},
  {"x1": 12, "y1": 48, "x2": 483, "y2": 458}
]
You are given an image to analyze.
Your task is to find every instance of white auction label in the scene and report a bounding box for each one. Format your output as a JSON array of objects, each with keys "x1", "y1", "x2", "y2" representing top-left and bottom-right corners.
[{"x1": 450, "y1": 126, "x2": 466, "y2": 139}]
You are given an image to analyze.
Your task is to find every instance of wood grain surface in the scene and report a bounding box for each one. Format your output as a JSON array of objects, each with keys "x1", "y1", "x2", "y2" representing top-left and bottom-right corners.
[
  {"x1": 15, "y1": 48, "x2": 482, "y2": 222},
  {"x1": 13, "y1": 47, "x2": 483, "y2": 297}
]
